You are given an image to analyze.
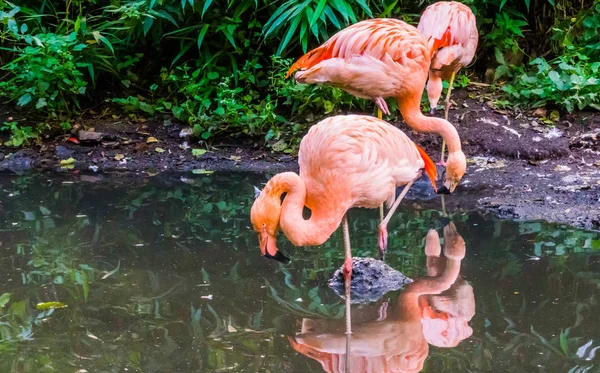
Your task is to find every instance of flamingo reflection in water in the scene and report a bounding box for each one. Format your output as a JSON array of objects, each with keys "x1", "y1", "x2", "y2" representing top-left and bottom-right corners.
[{"x1": 288, "y1": 222, "x2": 474, "y2": 373}]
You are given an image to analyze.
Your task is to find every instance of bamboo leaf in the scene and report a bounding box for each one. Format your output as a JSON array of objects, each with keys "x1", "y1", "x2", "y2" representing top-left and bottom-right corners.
[
  {"x1": 277, "y1": 13, "x2": 302, "y2": 55},
  {"x1": 197, "y1": 24, "x2": 210, "y2": 49},
  {"x1": 310, "y1": 0, "x2": 328, "y2": 27},
  {"x1": 202, "y1": 0, "x2": 214, "y2": 19}
]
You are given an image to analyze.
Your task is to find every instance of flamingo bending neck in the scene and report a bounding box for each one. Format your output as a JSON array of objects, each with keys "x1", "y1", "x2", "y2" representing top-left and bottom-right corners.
[
  {"x1": 398, "y1": 93, "x2": 462, "y2": 154},
  {"x1": 267, "y1": 172, "x2": 347, "y2": 247}
]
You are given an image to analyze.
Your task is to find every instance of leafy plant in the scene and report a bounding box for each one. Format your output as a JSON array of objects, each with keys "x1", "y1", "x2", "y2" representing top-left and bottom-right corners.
[
  {"x1": 502, "y1": 54, "x2": 600, "y2": 112},
  {"x1": 0, "y1": 121, "x2": 42, "y2": 146}
]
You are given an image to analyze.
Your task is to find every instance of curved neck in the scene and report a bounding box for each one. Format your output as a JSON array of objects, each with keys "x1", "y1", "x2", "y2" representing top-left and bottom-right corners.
[
  {"x1": 397, "y1": 93, "x2": 462, "y2": 153},
  {"x1": 275, "y1": 172, "x2": 345, "y2": 247}
]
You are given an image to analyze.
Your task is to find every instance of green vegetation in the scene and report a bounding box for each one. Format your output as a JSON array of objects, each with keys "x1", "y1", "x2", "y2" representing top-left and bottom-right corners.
[
  {"x1": 0, "y1": 0, "x2": 598, "y2": 147},
  {"x1": 1, "y1": 173, "x2": 600, "y2": 371}
]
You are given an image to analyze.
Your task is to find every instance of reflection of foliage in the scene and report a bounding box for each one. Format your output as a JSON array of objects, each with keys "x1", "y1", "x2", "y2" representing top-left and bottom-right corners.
[{"x1": 0, "y1": 173, "x2": 599, "y2": 372}]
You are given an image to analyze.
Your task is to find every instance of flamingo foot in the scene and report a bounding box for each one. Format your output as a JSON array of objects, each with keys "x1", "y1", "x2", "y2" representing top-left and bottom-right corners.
[
  {"x1": 378, "y1": 224, "x2": 388, "y2": 259},
  {"x1": 343, "y1": 256, "x2": 353, "y2": 280},
  {"x1": 377, "y1": 301, "x2": 389, "y2": 321},
  {"x1": 374, "y1": 97, "x2": 390, "y2": 116}
]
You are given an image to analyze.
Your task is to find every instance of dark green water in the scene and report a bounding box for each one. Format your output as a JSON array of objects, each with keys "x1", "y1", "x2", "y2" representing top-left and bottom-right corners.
[{"x1": 1, "y1": 172, "x2": 599, "y2": 373}]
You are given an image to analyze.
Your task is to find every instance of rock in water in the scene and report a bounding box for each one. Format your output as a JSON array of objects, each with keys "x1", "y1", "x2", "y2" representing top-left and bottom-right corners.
[{"x1": 328, "y1": 257, "x2": 413, "y2": 304}]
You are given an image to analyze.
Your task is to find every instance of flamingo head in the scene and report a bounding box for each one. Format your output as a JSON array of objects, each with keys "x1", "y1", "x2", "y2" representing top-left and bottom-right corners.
[
  {"x1": 250, "y1": 185, "x2": 290, "y2": 264},
  {"x1": 438, "y1": 151, "x2": 466, "y2": 194}
]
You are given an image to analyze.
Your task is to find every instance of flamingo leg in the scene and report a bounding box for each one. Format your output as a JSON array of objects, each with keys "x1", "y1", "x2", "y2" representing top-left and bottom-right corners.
[
  {"x1": 378, "y1": 178, "x2": 417, "y2": 255},
  {"x1": 439, "y1": 71, "x2": 456, "y2": 166},
  {"x1": 342, "y1": 213, "x2": 352, "y2": 373},
  {"x1": 375, "y1": 97, "x2": 390, "y2": 117}
]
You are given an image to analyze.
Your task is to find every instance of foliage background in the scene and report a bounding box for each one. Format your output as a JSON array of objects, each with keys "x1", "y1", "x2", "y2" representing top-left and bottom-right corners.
[{"x1": 0, "y1": 0, "x2": 599, "y2": 147}]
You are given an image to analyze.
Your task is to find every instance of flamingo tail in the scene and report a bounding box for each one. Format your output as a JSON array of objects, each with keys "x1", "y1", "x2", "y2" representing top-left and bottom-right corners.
[
  {"x1": 285, "y1": 45, "x2": 329, "y2": 78},
  {"x1": 414, "y1": 143, "x2": 438, "y2": 191}
]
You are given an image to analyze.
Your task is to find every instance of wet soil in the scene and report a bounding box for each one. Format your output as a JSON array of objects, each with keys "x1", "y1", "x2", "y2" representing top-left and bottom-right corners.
[{"x1": 1, "y1": 86, "x2": 599, "y2": 230}]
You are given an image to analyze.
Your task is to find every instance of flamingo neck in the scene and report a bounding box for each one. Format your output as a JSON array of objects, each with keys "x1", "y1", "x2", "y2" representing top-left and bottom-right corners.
[
  {"x1": 274, "y1": 172, "x2": 346, "y2": 247},
  {"x1": 397, "y1": 93, "x2": 462, "y2": 153}
]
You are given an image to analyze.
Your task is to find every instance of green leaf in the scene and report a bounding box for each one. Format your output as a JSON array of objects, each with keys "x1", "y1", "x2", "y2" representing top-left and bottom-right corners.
[
  {"x1": 192, "y1": 149, "x2": 207, "y2": 157},
  {"x1": 323, "y1": 6, "x2": 341, "y2": 29},
  {"x1": 36, "y1": 98, "x2": 47, "y2": 109},
  {"x1": 560, "y1": 329, "x2": 569, "y2": 355},
  {"x1": 17, "y1": 93, "x2": 32, "y2": 106},
  {"x1": 0, "y1": 293, "x2": 11, "y2": 308},
  {"x1": 277, "y1": 15, "x2": 302, "y2": 55},
  {"x1": 197, "y1": 24, "x2": 210, "y2": 49},
  {"x1": 202, "y1": 0, "x2": 214, "y2": 19},
  {"x1": 494, "y1": 47, "x2": 506, "y2": 65},
  {"x1": 310, "y1": 0, "x2": 328, "y2": 27},
  {"x1": 354, "y1": 0, "x2": 373, "y2": 17},
  {"x1": 143, "y1": 16, "x2": 154, "y2": 36}
]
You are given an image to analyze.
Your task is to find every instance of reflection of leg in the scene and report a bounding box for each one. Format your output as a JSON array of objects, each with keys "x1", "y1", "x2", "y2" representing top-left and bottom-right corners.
[
  {"x1": 441, "y1": 195, "x2": 447, "y2": 217},
  {"x1": 378, "y1": 178, "x2": 417, "y2": 254},
  {"x1": 377, "y1": 301, "x2": 389, "y2": 321},
  {"x1": 342, "y1": 214, "x2": 352, "y2": 373},
  {"x1": 425, "y1": 229, "x2": 442, "y2": 276}
]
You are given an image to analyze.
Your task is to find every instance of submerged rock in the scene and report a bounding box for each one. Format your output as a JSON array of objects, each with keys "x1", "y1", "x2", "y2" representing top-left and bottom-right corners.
[
  {"x1": 0, "y1": 154, "x2": 33, "y2": 172},
  {"x1": 328, "y1": 257, "x2": 413, "y2": 304}
]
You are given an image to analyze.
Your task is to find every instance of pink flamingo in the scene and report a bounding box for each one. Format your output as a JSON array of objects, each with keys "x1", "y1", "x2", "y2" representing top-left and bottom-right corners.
[
  {"x1": 286, "y1": 18, "x2": 467, "y2": 173},
  {"x1": 250, "y1": 115, "x2": 440, "y2": 361},
  {"x1": 418, "y1": 1, "x2": 478, "y2": 163}
]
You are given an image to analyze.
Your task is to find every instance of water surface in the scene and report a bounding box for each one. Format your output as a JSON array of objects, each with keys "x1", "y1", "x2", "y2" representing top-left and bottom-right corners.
[{"x1": 0, "y1": 172, "x2": 599, "y2": 372}]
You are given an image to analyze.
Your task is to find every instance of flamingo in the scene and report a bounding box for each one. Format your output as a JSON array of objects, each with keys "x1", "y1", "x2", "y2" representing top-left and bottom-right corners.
[
  {"x1": 285, "y1": 18, "x2": 466, "y2": 177},
  {"x1": 418, "y1": 1, "x2": 478, "y2": 163},
  {"x1": 250, "y1": 114, "x2": 441, "y2": 345},
  {"x1": 287, "y1": 223, "x2": 470, "y2": 373}
]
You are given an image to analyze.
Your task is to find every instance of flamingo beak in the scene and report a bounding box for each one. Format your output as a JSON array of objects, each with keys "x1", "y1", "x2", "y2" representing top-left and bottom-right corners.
[
  {"x1": 430, "y1": 107, "x2": 437, "y2": 115},
  {"x1": 259, "y1": 231, "x2": 290, "y2": 264},
  {"x1": 436, "y1": 185, "x2": 451, "y2": 194}
]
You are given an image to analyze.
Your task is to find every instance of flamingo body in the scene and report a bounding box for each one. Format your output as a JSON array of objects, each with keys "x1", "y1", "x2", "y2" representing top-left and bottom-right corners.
[
  {"x1": 250, "y1": 114, "x2": 437, "y2": 260},
  {"x1": 417, "y1": 1, "x2": 478, "y2": 112},
  {"x1": 287, "y1": 19, "x2": 430, "y2": 115}
]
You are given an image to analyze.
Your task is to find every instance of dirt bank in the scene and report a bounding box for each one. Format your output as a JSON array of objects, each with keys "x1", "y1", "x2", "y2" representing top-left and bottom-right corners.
[{"x1": 1, "y1": 87, "x2": 599, "y2": 230}]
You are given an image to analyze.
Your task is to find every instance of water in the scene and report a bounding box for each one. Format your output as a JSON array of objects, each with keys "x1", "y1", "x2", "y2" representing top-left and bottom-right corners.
[{"x1": 0, "y1": 172, "x2": 599, "y2": 373}]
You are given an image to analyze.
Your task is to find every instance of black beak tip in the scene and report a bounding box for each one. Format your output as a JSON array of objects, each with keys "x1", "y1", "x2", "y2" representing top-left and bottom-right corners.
[
  {"x1": 265, "y1": 251, "x2": 291, "y2": 264},
  {"x1": 430, "y1": 108, "x2": 436, "y2": 115},
  {"x1": 436, "y1": 185, "x2": 451, "y2": 195}
]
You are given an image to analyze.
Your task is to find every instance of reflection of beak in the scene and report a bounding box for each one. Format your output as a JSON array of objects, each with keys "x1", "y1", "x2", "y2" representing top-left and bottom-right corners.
[
  {"x1": 259, "y1": 231, "x2": 290, "y2": 264},
  {"x1": 430, "y1": 107, "x2": 436, "y2": 115}
]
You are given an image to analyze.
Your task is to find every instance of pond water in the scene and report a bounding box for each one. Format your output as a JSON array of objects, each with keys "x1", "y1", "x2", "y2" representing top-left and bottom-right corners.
[{"x1": 1, "y1": 172, "x2": 600, "y2": 373}]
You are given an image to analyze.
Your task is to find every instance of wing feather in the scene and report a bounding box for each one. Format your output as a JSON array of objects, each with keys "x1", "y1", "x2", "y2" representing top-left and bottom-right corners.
[
  {"x1": 298, "y1": 115, "x2": 431, "y2": 208},
  {"x1": 286, "y1": 19, "x2": 429, "y2": 78}
]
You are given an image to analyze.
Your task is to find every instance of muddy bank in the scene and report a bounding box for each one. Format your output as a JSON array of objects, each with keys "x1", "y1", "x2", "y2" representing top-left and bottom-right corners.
[{"x1": 1, "y1": 87, "x2": 599, "y2": 230}]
